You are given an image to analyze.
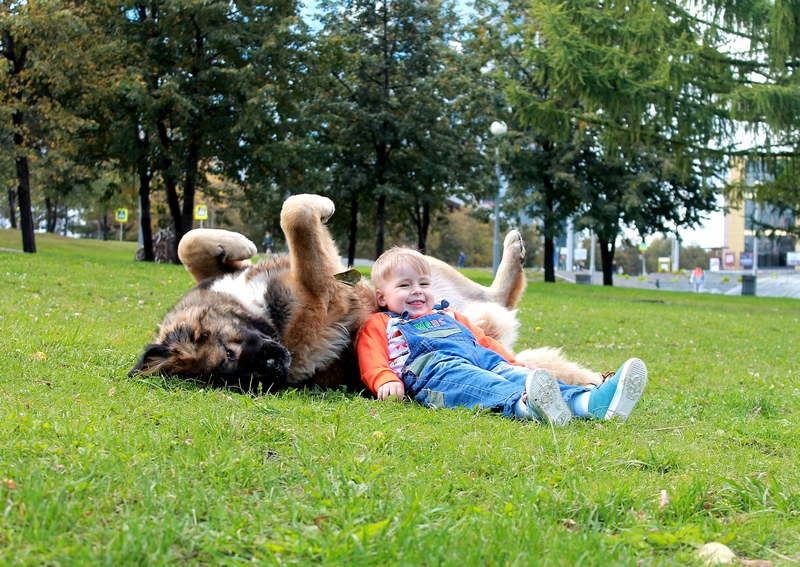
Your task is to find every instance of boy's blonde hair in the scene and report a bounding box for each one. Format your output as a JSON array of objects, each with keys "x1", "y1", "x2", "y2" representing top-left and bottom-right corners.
[{"x1": 371, "y1": 247, "x2": 430, "y2": 290}]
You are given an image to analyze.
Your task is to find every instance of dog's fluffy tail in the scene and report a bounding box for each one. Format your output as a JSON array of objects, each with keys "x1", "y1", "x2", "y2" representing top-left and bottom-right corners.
[
  {"x1": 460, "y1": 303, "x2": 519, "y2": 351},
  {"x1": 514, "y1": 347, "x2": 603, "y2": 386}
]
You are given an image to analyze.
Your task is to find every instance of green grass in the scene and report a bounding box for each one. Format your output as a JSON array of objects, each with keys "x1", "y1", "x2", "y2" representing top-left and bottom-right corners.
[{"x1": 1, "y1": 228, "x2": 799, "y2": 566}]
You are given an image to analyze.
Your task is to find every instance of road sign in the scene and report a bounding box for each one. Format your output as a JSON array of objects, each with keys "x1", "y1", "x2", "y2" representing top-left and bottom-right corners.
[
  {"x1": 115, "y1": 208, "x2": 128, "y2": 222},
  {"x1": 194, "y1": 205, "x2": 208, "y2": 220}
]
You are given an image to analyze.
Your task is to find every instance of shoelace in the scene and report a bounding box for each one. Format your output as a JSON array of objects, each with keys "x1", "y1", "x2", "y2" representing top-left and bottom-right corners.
[{"x1": 599, "y1": 371, "x2": 615, "y2": 384}]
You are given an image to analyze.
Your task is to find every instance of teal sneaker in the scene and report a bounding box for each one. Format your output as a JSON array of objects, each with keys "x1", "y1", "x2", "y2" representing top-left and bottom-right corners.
[
  {"x1": 588, "y1": 358, "x2": 647, "y2": 421},
  {"x1": 526, "y1": 369, "x2": 571, "y2": 427}
]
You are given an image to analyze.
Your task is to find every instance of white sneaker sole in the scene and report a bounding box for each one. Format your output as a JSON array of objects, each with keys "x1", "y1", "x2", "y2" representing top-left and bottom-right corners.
[
  {"x1": 605, "y1": 358, "x2": 647, "y2": 421},
  {"x1": 527, "y1": 369, "x2": 571, "y2": 427}
]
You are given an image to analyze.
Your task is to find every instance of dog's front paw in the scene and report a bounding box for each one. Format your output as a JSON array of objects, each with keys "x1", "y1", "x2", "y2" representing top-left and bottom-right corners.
[
  {"x1": 503, "y1": 230, "x2": 525, "y2": 263},
  {"x1": 179, "y1": 229, "x2": 256, "y2": 265},
  {"x1": 216, "y1": 232, "x2": 258, "y2": 261}
]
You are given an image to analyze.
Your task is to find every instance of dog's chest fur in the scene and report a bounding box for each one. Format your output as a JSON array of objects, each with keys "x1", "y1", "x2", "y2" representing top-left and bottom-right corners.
[{"x1": 207, "y1": 262, "x2": 296, "y2": 337}]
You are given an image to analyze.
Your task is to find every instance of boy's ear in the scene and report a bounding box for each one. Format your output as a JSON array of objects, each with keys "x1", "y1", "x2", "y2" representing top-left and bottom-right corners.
[{"x1": 376, "y1": 290, "x2": 387, "y2": 307}]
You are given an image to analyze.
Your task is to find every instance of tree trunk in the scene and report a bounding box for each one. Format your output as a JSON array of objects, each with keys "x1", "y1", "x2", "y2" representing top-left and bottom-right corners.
[
  {"x1": 416, "y1": 201, "x2": 430, "y2": 254},
  {"x1": 138, "y1": 164, "x2": 154, "y2": 261},
  {"x1": 15, "y1": 152, "x2": 36, "y2": 253},
  {"x1": 375, "y1": 193, "x2": 386, "y2": 259},
  {"x1": 179, "y1": 139, "x2": 200, "y2": 249},
  {"x1": 102, "y1": 212, "x2": 109, "y2": 241},
  {"x1": 598, "y1": 237, "x2": 616, "y2": 286},
  {"x1": 5, "y1": 30, "x2": 35, "y2": 252},
  {"x1": 347, "y1": 194, "x2": 359, "y2": 267},
  {"x1": 13, "y1": 112, "x2": 36, "y2": 253},
  {"x1": 542, "y1": 176, "x2": 557, "y2": 283},
  {"x1": 7, "y1": 188, "x2": 17, "y2": 229},
  {"x1": 45, "y1": 197, "x2": 56, "y2": 232},
  {"x1": 157, "y1": 120, "x2": 184, "y2": 263},
  {"x1": 543, "y1": 233, "x2": 555, "y2": 283}
]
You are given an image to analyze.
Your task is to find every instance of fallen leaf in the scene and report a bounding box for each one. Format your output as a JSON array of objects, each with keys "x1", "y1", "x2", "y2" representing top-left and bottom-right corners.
[
  {"x1": 2, "y1": 479, "x2": 18, "y2": 490},
  {"x1": 314, "y1": 515, "x2": 330, "y2": 529},
  {"x1": 108, "y1": 387, "x2": 117, "y2": 397},
  {"x1": 559, "y1": 518, "x2": 578, "y2": 533},
  {"x1": 660, "y1": 489, "x2": 669, "y2": 509}
]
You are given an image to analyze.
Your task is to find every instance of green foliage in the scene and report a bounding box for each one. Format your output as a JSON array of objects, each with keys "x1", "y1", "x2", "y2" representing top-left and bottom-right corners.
[
  {"x1": 2, "y1": 234, "x2": 799, "y2": 564},
  {"x1": 312, "y1": 0, "x2": 493, "y2": 259}
]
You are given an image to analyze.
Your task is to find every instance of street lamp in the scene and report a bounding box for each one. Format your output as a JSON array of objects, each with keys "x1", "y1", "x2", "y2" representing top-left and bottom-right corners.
[{"x1": 490, "y1": 121, "x2": 508, "y2": 276}]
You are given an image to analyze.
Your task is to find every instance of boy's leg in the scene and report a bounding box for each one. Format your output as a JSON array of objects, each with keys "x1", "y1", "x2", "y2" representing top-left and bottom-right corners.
[
  {"x1": 525, "y1": 369, "x2": 572, "y2": 426},
  {"x1": 414, "y1": 358, "x2": 524, "y2": 418},
  {"x1": 489, "y1": 362, "x2": 571, "y2": 425},
  {"x1": 571, "y1": 358, "x2": 647, "y2": 421}
]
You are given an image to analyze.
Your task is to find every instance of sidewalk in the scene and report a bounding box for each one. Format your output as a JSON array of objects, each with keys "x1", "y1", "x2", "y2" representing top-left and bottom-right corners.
[{"x1": 557, "y1": 269, "x2": 800, "y2": 299}]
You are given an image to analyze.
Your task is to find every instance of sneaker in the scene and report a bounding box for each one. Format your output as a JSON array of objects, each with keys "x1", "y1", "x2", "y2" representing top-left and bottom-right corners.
[
  {"x1": 526, "y1": 369, "x2": 571, "y2": 427},
  {"x1": 588, "y1": 358, "x2": 647, "y2": 421}
]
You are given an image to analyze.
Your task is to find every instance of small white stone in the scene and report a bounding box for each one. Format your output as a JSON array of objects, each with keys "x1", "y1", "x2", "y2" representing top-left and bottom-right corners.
[{"x1": 696, "y1": 542, "x2": 737, "y2": 565}]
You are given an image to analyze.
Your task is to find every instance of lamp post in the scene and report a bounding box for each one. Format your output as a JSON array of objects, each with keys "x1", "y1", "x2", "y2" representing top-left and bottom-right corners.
[{"x1": 490, "y1": 121, "x2": 508, "y2": 276}]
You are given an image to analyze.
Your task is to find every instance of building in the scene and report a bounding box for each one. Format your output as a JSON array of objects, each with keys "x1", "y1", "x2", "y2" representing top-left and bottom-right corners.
[{"x1": 724, "y1": 161, "x2": 799, "y2": 270}]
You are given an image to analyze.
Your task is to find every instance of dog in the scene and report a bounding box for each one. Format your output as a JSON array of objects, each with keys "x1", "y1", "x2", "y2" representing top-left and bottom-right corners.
[{"x1": 131, "y1": 194, "x2": 602, "y2": 392}]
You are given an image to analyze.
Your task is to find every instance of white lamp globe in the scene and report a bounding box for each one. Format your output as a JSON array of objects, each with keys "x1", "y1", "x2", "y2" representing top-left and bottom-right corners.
[{"x1": 490, "y1": 121, "x2": 508, "y2": 136}]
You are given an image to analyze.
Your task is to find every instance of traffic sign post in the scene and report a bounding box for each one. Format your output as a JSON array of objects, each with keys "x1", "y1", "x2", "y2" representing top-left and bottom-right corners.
[
  {"x1": 195, "y1": 205, "x2": 208, "y2": 228},
  {"x1": 115, "y1": 208, "x2": 128, "y2": 241}
]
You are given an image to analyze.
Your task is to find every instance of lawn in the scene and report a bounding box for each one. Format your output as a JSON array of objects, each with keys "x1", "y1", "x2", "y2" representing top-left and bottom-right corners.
[{"x1": 1, "y1": 229, "x2": 798, "y2": 566}]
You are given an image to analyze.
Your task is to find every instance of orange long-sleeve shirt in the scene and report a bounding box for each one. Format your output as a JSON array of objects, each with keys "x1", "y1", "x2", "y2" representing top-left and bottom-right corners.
[{"x1": 357, "y1": 309, "x2": 518, "y2": 395}]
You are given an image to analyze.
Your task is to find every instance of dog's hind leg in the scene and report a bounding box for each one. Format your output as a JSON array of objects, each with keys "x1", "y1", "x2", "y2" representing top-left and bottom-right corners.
[
  {"x1": 489, "y1": 230, "x2": 527, "y2": 309},
  {"x1": 278, "y1": 194, "x2": 368, "y2": 382}
]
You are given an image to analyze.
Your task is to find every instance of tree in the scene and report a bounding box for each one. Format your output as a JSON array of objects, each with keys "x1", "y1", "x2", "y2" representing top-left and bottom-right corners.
[
  {"x1": 471, "y1": 0, "x2": 730, "y2": 283},
  {"x1": 1, "y1": 1, "x2": 98, "y2": 252},
  {"x1": 706, "y1": 0, "x2": 800, "y2": 235},
  {"x1": 314, "y1": 0, "x2": 491, "y2": 261},
  {"x1": 573, "y1": 130, "x2": 718, "y2": 285},
  {"x1": 86, "y1": 0, "x2": 306, "y2": 261},
  {"x1": 1, "y1": 1, "x2": 38, "y2": 252}
]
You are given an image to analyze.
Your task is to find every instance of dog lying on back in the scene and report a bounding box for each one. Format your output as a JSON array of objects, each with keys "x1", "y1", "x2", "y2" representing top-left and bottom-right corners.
[{"x1": 131, "y1": 194, "x2": 602, "y2": 392}]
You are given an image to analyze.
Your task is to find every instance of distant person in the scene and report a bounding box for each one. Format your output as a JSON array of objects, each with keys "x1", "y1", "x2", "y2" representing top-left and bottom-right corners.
[
  {"x1": 458, "y1": 251, "x2": 466, "y2": 268},
  {"x1": 262, "y1": 231, "x2": 273, "y2": 254},
  {"x1": 691, "y1": 265, "x2": 705, "y2": 293},
  {"x1": 358, "y1": 247, "x2": 648, "y2": 425}
]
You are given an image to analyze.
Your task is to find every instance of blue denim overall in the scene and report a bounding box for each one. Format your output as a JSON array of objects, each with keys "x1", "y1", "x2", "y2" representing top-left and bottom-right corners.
[{"x1": 389, "y1": 301, "x2": 589, "y2": 418}]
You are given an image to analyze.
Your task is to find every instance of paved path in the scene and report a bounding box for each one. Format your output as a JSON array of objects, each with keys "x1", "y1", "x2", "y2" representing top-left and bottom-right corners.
[{"x1": 558, "y1": 269, "x2": 800, "y2": 299}]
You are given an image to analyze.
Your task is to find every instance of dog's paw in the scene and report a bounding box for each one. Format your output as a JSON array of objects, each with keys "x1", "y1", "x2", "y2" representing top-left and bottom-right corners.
[
  {"x1": 216, "y1": 232, "x2": 258, "y2": 261},
  {"x1": 283, "y1": 194, "x2": 335, "y2": 223},
  {"x1": 179, "y1": 229, "x2": 257, "y2": 265},
  {"x1": 503, "y1": 230, "x2": 525, "y2": 263}
]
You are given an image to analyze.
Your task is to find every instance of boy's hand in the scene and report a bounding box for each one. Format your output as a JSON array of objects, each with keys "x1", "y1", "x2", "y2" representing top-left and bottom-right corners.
[{"x1": 377, "y1": 381, "x2": 405, "y2": 401}]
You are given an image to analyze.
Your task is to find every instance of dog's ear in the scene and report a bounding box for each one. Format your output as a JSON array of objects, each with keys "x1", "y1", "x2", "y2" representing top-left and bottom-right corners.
[{"x1": 129, "y1": 343, "x2": 172, "y2": 376}]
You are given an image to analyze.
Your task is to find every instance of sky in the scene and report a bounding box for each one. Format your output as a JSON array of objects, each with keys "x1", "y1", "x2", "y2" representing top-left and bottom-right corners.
[{"x1": 679, "y1": 210, "x2": 725, "y2": 249}]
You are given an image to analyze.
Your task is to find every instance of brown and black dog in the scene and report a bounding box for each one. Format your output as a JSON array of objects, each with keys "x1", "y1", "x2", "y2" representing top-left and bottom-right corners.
[{"x1": 131, "y1": 194, "x2": 602, "y2": 392}]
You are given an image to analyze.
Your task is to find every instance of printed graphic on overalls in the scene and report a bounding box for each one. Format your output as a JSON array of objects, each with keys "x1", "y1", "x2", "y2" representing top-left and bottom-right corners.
[{"x1": 409, "y1": 316, "x2": 460, "y2": 338}]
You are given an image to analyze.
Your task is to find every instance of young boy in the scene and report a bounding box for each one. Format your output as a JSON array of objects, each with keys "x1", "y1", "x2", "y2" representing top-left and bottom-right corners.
[{"x1": 357, "y1": 247, "x2": 647, "y2": 425}]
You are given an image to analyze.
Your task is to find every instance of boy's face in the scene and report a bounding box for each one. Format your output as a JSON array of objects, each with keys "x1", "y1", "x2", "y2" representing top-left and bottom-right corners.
[{"x1": 376, "y1": 261, "x2": 435, "y2": 317}]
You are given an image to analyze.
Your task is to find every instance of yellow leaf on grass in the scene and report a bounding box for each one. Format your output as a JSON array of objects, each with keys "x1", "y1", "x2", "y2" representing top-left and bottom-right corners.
[{"x1": 353, "y1": 519, "x2": 390, "y2": 541}]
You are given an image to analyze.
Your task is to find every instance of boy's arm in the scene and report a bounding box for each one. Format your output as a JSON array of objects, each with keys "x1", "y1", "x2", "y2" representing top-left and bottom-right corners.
[
  {"x1": 451, "y1": 310, "x2": 517, "y2": 362},
  {"x1": 357, "y1": 314, "x2": 405, "y2": 396}
]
